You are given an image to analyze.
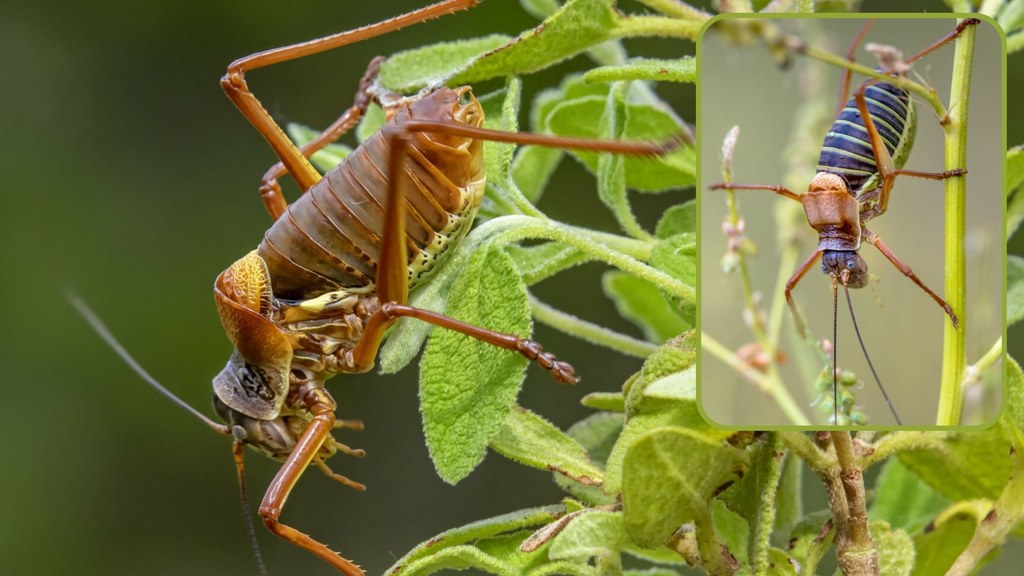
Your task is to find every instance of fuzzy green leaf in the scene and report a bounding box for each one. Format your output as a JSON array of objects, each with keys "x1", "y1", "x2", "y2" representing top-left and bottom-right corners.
[
  {"x1": 490, "y1": 406, "x2": 604, "y2": 485},
  {"x1": 1006, "y1": 356, "x2": 1024, "y2": 448},
  {"x1": 787, "y1": 511, "x2": 835, "y2": 574},
  {"x1": 871, "y1": 458, "x2": 949, "y2": 534},
  {"x1": 719, "y1": 434, "x2": 785, "y2": 573},
  {"x1": 1008, "y1": 255, "x2": 1024, "y2": 327},
  {"x1": 625, "y1": 332, "x2": 696, "y2": 414},
  {"x1": 898, "y1": 431, "x2": 1011, "y2": 503},
  {"x1": 451, "y1": 0, "x2": 621, "y2": 85},
  {"x1": 378, "y1": 35, "x2": 512, "y2": 93},
  {"x1": 622, "y1": 426, "x2": 749, "y2": 548},
  {"x1": 580, "y1": 391, "x2": 626, "y2": 412},
  {"x1": 386, "y1": 505, "x2": 565, "y2": 575},
  {"x1": 597, "y1": 83, "x2": 640, "y2": 236},
  {"x1": 388, "y1": 545, "x2": 511, "y2": 575},
  {"x1": 765, "y1": 548, "x2": 799, "y2": 575},
  {"x1": 583, "y1": 57, "x2": 696, "y2": 83},
  {"x1": 871, "y1": 521, "x2": 914, "y2": 576},
  {"x1": 602, "y1": 271, "x2": 688, "y2": 343},
  {"x1": 420, "y1": 246, "x2": 531, "y2": 484},
  {"x1": 547, "y1": 96, "x2": 695, "y2": 191},
  {"x1": 710, "y1": 499, "x2": 750, "y2": 566},
  {"x1": 480, "y1": 78, "x2": 521, "y2": 189},
  {"x1": 643, "y1": 366, "x2": 694, "y2": 401},
  {"x1": 286, "y1": 123, "x2": 352, "y2": 172},
  {"x1": 548, "y1": 510, "x2": 624, "y2": 562},
  {"x1": 655, "y1": 201, "x2": 696, "y2": 239},
  {"x1": 650, "y1": 233, "x2": 696, "y2": 324},
  {"x1": 1008, "y1": 188, "x2": 1024, "y2": 239},
  {"x1": 556, "y1": 412, "x2": 623, "y2": 505}
]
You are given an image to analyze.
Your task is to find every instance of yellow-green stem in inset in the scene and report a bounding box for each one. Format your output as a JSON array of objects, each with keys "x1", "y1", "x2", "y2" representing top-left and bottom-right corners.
[{"x1": 936, "y1": 19, "x2": 975, "y2": 426}]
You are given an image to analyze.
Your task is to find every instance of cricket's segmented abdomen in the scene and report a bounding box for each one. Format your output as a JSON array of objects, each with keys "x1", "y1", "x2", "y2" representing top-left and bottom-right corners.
[
  {"x1": 817, "y1": 81, "x2": 911, "y2": 193},
  {"x1": 258, "y1": 88, "x2": 485, "y2": 301}
]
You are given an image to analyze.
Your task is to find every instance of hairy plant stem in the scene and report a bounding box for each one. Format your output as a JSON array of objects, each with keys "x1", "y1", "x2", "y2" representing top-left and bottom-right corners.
[
  {"x1": 962, "y1": 337, "x2": 1003, "y2": 391},
  {"x1": 613, "y1": 15, "x2": 703, "y2": 40},
  {"x1": 937, "y1": 18, "x2": 976, "y2": 426},
  {"x1": 858, "y1": 431, "x2": 952, "y2": 470},
  {"x1": 635, "y1": 0, "x2": 711, "y2": 20},
  {"x1": 780, "y1": 431, "x2": 833, "y2": 473},
  {"x1": 529, "y1": 294, "x2": 658, "y2": 358},
  {"x1": 694, "y1": 507, "x2": 739, "y2": 576},
  {"x1": 828, "y1": 432, "x2": 879, "y2": 576}
]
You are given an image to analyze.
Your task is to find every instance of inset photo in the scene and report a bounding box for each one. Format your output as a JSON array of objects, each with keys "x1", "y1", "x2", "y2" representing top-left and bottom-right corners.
[{"x1": 697, "y1": 16, "x2": 1003, "y2": 428}]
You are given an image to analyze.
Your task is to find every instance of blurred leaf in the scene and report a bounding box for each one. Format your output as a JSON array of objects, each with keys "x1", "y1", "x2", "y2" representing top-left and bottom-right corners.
[
  {"x1": 548, "y1": 510, "x2": 624, "y2": 562},
  {"x1": 378, "y1": 35, "x2": 512, "y2": 93},
  {"x1": 583, "y1": 57, "x2": 696, "y2": 83},
  {"x1": 512, "y1": 144, "x2": 565, "y2": 203},
  {"x1": 622, "y1": 426, "x2": 749, "y2": 548},
  {"x1": 871, "y1": 521, "x2": 914, "y2": 576},
  {"x1": 547, "y1": 96, "x2": 694, "y2": 191},
  {"x1": 602, "y1": 271, "x2": 689, "y2": 342},
  {"x1": 490, "y1": 406, "x2": 604, "y2": 485},
  {"x1": 386, "y1": 505, "x2": 564, "y2": 575},
  {"x1": 1006, "y1": 356, "x2": 1024, "y2": 447},
  {"x1": 871, "y1": 458, "x2": 950, "y2": 534},
  {"x1": 1009, "y1": 256, "x2": 1024, "y2": 327},
  {"x1": 287, "y1": 123, "x2": 352, "y2": 172},
  {"x1": 420, "y1": 246, "x2": 531, "y2": 484},
  {"x1": 1008, "y1": 145, "x2": 1024, "y2": 196},
  {"x1": 520, "y1": 0, "x2": 562, "y2": 19},
  {"x1": 355, "y1": 102, "x2": 386, "y2": 143},
  {"x1": 999, "y1": 1, "x2": 1024, "y2": 33},
  {"x1": 655, "y1": 201, "x2": 696, "y2": 239},
  {"x1": 1008, "y1": 189, "x2": 1024, "y2": 240}
]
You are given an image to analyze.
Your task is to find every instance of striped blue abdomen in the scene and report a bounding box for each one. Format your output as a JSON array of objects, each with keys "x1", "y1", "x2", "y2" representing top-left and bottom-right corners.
[{"x1": 816, "y1": 81, "x2": 911, "y2": 193}]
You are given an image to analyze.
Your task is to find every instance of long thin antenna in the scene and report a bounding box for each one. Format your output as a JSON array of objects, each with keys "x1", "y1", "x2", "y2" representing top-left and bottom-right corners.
[
  {"x1": 843, "y1": 285, "x2": 902, "y2": 425},
  {"x1": 234, "y1": 442, "x2": 269, "y2": 576},
  {"x1": 66, "y1": 289, "x2": 231, "y2": 435},
  {"x1": 833, "y1": 283, "x2": 839, "y2": 425}
]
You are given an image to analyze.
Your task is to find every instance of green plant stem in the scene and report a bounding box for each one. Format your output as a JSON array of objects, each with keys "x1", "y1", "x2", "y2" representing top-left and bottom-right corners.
[
  {"x1": 937, "y1": 19, "x2": 976, "y2": 426},
  {"x1": 796, "y1": 43, "x2": 949, "y2": 120},
  {"x1": 529, "y1": 294, "x2": 658, "y2": 358},
  {"x1": 635, "y1": 0, "x2": 711, "y2": 20},
  {"x1": 963, "y1": 337, "x2": 1003, "y2": 391},
  {"x1": 829, "y1": 432, "x2": 880, "y2": 576},
  {"x1": 570, "y1": 225, "x2": 654, "y2": 260},
  {"x1": 858, "y1": 431, "x2": 952, "y2": 470},
  {"x1": 703, "y1": 333, "x2": 812, "y2": 425},
  {"x1": 694, "y1": 508, "x2": 738, "y2": 576},
  {"x1": 613, "y1": 15, "x2": 703, "y2": 40},
  {"x1": 780, "y1": 431, "x2": 833, "y2": 473}
]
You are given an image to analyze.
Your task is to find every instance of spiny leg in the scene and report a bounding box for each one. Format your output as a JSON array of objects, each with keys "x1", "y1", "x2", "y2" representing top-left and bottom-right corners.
[
  {"x1": 837, "y1": 20, "x2": 875, "y2": 117},
  {"x1": 785, "y1": 249, "x2": 823, "y2": 337},
  {"x1": 863, "y1": 227, "x2": 958, "y2": 327},
  {"x1": 259, "y1": 389, "x2": 364, "y2": 576},
  {"x1": 221, "y1": 0, "x2": 479, "y2": 193},
  {"x1": 258, "y1": 57, "x2": 385, "y2": 219},
  {"x1": 903, "y1": 18, "x2": 981, "y2": 66},
  {"x1": 347, "y1": 121, "x2": 676, "y2": 383},
  {"x1": 707, "y1": 182, "x2": 803, "y2": 202}
]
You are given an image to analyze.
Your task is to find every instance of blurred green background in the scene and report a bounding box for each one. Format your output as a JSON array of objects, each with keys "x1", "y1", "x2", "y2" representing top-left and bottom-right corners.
[{"x1": 1, "y1": 0, "x2": 1022, "y2": 574}]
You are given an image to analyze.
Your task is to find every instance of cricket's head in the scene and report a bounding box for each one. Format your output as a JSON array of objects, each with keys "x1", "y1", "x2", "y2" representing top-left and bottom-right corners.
[
  {"x1": 212, "y1": 250, "x2": 291, "y2": 421},
  {"x1": 821, "y1": 250, "x2": 869, "y2": 288}
]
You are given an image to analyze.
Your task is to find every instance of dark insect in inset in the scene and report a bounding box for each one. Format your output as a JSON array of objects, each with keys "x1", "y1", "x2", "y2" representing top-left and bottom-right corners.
[
  {"x1": 710, "y1": 18, "x2": 980, "y2": 426},
  {"x1": 71, "y1": 1, "x2": 677, "y2": 574}
]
